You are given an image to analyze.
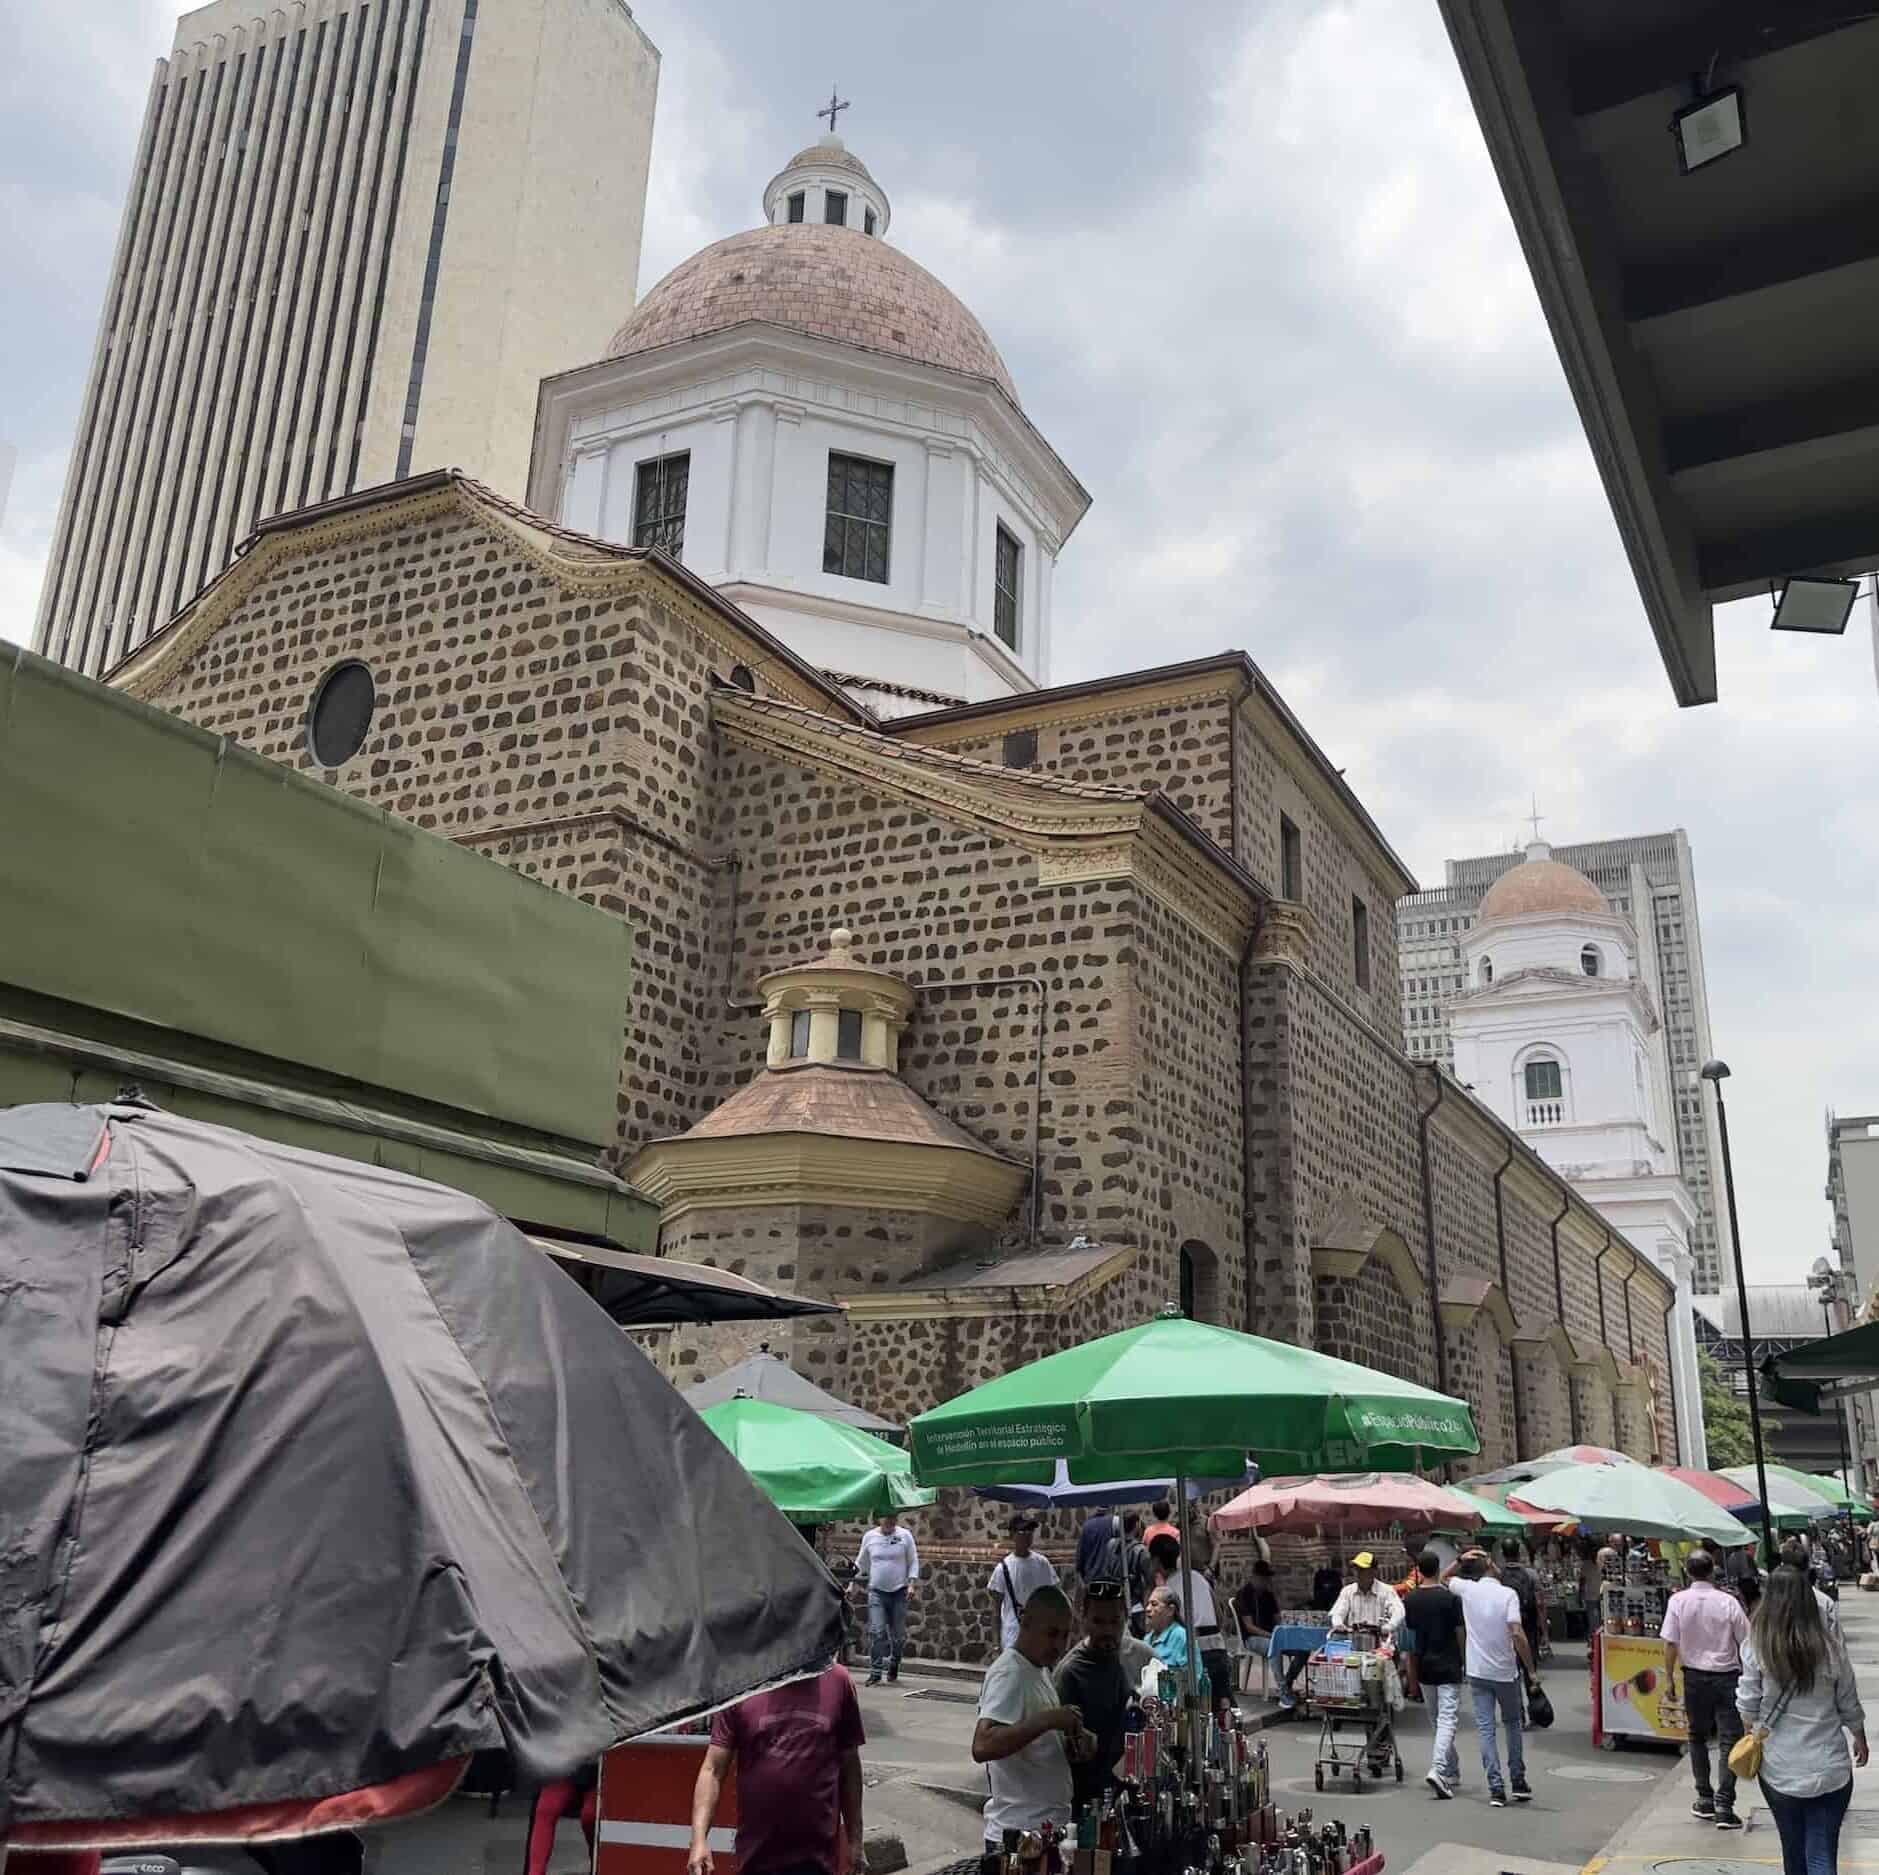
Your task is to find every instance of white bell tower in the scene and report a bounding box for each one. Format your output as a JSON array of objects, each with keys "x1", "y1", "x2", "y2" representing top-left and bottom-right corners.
[{"x1": 1451, "y1": 839, "x2": 1707, "y2": 1464}]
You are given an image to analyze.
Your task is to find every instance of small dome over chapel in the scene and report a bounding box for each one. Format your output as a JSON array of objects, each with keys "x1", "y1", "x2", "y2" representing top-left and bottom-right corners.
[
  {"x1": 1478, "y1": 840, "x2": 1607, "y2": 924},
  {"x1": 605, "y1": 131, "x2": 1020, "y2": 404}
]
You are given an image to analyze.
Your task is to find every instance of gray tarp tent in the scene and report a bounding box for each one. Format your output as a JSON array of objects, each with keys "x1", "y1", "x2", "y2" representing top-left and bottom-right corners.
[
  {"x1": 684, "y1": 1345, "x2": 902, "y2": 1433},
  {"x1": 0, "y1": 1102, "x2": 843, "y2": 1839}
]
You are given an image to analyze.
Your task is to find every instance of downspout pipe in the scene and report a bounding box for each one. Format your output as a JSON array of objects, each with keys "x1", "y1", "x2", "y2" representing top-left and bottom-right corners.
[
  {"x1": 1493, "y1": 1142, "x2": 1526, "y2": 1461},
  {"x1": 1551, "y1": 1190, "x2": 1578, "y2": 1442},
  {"x1": 1417, "y1": 1069, "x2": 1451, "y2": 1405},
  {"x1": 1596, "y1": 1228, "x2": 1611, "y2": 1349},
  {"x1": 1239, "y1": 902, "x2": 1264, "y2": 1336}
]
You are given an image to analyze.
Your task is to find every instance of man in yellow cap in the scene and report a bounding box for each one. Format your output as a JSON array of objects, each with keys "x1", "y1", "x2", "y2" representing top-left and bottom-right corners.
[{"x1": 1328, "y1": 1552, "x2": 1405, "y2": 1639}]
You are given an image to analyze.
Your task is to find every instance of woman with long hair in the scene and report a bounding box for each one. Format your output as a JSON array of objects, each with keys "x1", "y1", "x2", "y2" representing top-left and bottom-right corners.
[{"x1": 1737, "y1": 1565, "x2": 1868, "y2": 1873}]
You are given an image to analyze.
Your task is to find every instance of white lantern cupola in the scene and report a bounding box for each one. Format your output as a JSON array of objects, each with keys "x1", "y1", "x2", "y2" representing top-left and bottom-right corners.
[{"x1": 762, "y1": 136, "x2": 891, "y2": 238}]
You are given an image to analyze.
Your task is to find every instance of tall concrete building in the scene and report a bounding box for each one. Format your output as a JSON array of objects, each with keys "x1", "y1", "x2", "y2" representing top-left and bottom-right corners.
[
  {"x1": 1397, "y1": 830, "x2": 1731, "y2": 1292},
  {"x1": 35, "y1": 0, "x2": 658, "y2": 679}
]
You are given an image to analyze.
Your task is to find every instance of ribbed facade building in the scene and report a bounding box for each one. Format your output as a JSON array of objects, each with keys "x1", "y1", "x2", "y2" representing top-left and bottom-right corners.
[
  {"x1": 1396, "y1": 829, "x2": 1732, "y2": 1292},
  {"x1": 35, "y1": 0, "x2": 658, "y2": 678}
]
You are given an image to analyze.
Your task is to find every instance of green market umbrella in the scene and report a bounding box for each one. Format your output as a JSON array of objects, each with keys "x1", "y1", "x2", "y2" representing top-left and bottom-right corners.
[
  {"x1": 1508, "y1": 1461, "x2": 1752, "y2": 1547},
  {"x1": 700, "y1": 1395, "x2": 936, "y2": 1521},
  {"x1": 908, "y1": 1310, "x2": 1480, "y2": 1487},
  {"x1": 1719, "y1": 1465, "x2": 1842, "y2": 1528},
  {"x1": 1440, "y1": 1485, "x2": 1533, "y2": 1537},
  {"x1": 1762, "y1": 1463, "x2": 1870, "y2": 1522},
  {"x1": 909, "y1": 1310, "x2": 1477, "y2": 1768}
]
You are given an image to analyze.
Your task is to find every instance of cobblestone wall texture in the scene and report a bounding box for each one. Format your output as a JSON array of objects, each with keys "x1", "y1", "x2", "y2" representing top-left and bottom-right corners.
[{"x1": 138, "y1": 500, "x2": 1685, "y2": 1658}]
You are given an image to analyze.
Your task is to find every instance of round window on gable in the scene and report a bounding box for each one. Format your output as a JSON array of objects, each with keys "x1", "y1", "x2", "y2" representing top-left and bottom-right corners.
[{"x1": 306, "y1": 660, "x2": 376, "y2": 769}]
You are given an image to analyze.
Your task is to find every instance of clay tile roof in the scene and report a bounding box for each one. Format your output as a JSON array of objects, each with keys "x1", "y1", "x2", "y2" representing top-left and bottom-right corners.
[
  {"x1": 712, "y1": 688, "x2": 1148, "y2": 805},
  {"x1": 676, "y1": 1064, "x2": 1016, "y2": 1160},
  {"x1": 1478, "y1": 854, "x2": 1607, "y2": 923},
  {"x1": 824, "y1": 670, "x2": 967, "y2": 711},
  {"x1": 606, "y1": 224, "x2": 1019, "y2": 404}
]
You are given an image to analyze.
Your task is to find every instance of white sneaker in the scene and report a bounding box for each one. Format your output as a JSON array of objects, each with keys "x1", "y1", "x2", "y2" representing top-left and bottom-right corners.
[{"x1": 1425, "y1": 1771, "x2": 1454, "y2": 1800}]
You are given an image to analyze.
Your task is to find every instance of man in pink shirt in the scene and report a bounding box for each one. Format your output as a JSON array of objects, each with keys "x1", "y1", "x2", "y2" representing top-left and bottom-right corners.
[
  {"x1": 1661, "y1": 1549, "x2": 1751, "y2": 1831},
  {"x1": 690, "y1": 1663, "x2": 866, "y2": 1875}
]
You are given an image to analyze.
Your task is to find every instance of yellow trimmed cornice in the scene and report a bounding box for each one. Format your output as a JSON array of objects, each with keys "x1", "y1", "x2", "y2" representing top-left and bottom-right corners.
[
  {"x1": 835, "y1": 1243, "x2": 1137, "y2": 1321},
  {"x1": 625, "y1": 1131, "x2": 1028, "y2": 1228},
  {"x1": 714, "y1": 693, "x2": 1257, "y2": 956},
  {"x1": 113, "y1": 480, "x2": 837, "y2": 713},
  {"x1": 893, "y1": 672, "x2": 1242, "y2": 747}
]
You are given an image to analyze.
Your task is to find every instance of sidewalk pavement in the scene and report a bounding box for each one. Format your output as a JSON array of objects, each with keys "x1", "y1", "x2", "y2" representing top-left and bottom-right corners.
[{"x1": 1582, "y1": 1584, "x2": 1879, "y2": 1875}]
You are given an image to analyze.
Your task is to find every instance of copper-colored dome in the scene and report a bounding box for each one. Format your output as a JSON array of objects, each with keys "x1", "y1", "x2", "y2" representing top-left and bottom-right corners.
[
  {"x1": 606, "y1": 224, "x2": 1019, "y2": 404},
  {"x1": 1478, "y1": 855, "x2": 1607, "y2": 922}
]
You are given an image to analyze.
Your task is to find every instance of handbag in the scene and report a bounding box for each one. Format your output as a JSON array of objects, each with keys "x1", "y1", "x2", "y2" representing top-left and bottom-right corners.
[
  {"x1": 1525, "y1": 1679, "x2": 1555, "y2": 1730},
  {"x1": 1729, "y1": 1682, "x2": 1797, "y2": 1780}
]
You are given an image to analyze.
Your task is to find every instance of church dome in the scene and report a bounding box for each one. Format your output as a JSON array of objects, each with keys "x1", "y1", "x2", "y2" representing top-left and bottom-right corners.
[
  {"x1": 1478, "y1": 842, "x2": 1607, "y2": 923},
  {"x1": 606, "y1": 224, "x2": 1020, "y2": 404}
]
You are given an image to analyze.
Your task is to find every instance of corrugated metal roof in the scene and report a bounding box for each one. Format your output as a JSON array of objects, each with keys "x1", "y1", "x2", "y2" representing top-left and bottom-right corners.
[{"x1": 1692, "y1": 1287, "x2": 1831, "y2": 1340}]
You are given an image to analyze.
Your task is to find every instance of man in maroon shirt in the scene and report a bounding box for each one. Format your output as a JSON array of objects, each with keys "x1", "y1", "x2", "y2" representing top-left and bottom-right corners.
[{"x1": 688, "y1": 1662, "x2": 866, "y2": 1875}]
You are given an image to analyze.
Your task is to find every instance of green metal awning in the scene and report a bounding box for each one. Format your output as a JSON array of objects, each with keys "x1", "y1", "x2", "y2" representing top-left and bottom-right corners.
[
  {"x1": 1761, "y1": 1319, "x2": 1879, "y2": 1414},
  {"x1": 0, "y1": 1013, "x2": 656, "y2": 1248}
]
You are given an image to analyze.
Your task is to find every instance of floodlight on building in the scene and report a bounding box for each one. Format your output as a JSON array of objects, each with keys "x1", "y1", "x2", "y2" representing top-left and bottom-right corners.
[
  {"x1": 1771, "y1": 575, "x2": 1859, "y2": 636},
  {"x1": 1672, "y1": 85, "x2": 1747, "y2": 174}
]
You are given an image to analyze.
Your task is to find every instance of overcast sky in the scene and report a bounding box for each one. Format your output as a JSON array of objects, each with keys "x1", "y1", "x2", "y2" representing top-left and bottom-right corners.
[{"x1": 4, "y1": 0, "x2": 1875, "y2": 1288}]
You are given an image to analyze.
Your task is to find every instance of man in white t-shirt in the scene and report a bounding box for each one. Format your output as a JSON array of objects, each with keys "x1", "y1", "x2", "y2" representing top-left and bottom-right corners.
[
  {"x1": 972, "y1": 1584, "x2": 1091, "y2": 1848},
  {"x1": 1445, "y1": 1550, "x2": 1539, "y2": 1808},
  {"x1": 987, "y1": 1515, "x2": 1061, "y2": 1654}
]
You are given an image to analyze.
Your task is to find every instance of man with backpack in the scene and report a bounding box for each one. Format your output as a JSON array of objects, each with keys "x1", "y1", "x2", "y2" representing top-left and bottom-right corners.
[
  {"x1": 1499, "y1": 1539, "x2": 1543, "y2": 1664},
  {"x1": 988, "y1": 1515, "x2": 1061, "y2": 1653},
  {"x1": 1089, "y1": 1511, "x2": 1154, "y2": 1636}
]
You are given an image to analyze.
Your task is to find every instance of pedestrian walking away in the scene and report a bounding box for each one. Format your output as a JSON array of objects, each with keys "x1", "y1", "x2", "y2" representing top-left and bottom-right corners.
[
  {"x1": 1737, "y1": 1565, "x2": 1868, "y2": 1875},
  {"x1": 1401, "y1": 1550, "x2": 1468, "y2": 1800},
  {"x1": 973, "y1": 1584, "x2": 1093, "y2": 1848},
  {"x1": 1074, "y1": 1506, "x2": 1118, "y2": 1585},
  {"x1": 1446, "y1": 1548, "x2": 1540, "y2": 1807},
  {"x1": 989, "y1": 1513, "x2": 1061, "y2": 1654},
  {"x1": 1143, "y1": 1499, "x2": 1180, "y2": 1550},
  {"x1": 1498, "y1": 1540, "x2": 1542, "y2": 1663},
  {"x1": 1661, "y1": 1548, "x2": 1750, "y2": 1829},
  {"x1": 854, "y1": 1509, "x2": 919, "y2": 1685},
  {"x1": 689, "y1": 1660, "x2": 866, "y2": 1875}
]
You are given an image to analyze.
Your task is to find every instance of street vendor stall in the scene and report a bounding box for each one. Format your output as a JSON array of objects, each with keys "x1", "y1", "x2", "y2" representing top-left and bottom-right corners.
[
  {"x1": 1210, "y1": 1473, "x2": 1486, "y2": 1717},
  {"x1": 0, "y1": 1103, "x2": 845, "y2": 1866},
  {"x1": 909, "y1": 1307, "x2": 1480, "y2": 1875},
  {"x1": 1506, "y1": 1463, "x2": 1752, "y2": 1751}
]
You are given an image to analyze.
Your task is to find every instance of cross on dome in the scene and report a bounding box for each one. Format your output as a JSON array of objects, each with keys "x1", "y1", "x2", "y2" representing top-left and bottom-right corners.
[{"x1": 817, "y1": 86, "x2": 849, "y2": 135}]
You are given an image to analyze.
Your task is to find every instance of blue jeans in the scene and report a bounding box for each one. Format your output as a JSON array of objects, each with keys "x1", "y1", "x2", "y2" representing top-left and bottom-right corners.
[
  {"x1": 1759, "y1": 1776, "x2": 1852, "y2": 1875},
  {"x1": 868, "y1": 1585, "x2": 908, "y2": 1675},
  {"x1": 1469, "y1": 1675, "x2": 1524, "y2": 1790},
  {"x1": 1427, "y1": 1681, "x2": 1463, "y2": 1785}
]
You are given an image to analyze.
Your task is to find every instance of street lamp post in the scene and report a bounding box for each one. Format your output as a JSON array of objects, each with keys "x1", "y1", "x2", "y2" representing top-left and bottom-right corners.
[
  {"x1": 1702, "y1": 1059, "x2": 1777, "y2": 1569},
  {"x1": 1809, "y1": 1260, "x2": 1859, "y2": 1557}
]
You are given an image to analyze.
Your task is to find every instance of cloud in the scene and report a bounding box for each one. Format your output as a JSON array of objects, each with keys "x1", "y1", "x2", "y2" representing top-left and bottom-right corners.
[{"x1": 7, "y1": 0, "x2": 1875, "y2": 1280}]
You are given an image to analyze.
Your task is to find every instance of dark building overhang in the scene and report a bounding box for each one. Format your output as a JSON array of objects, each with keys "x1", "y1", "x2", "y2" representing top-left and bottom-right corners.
[{"x1": 1436, "y1": 4, "x2": 1879, "y2": 705}]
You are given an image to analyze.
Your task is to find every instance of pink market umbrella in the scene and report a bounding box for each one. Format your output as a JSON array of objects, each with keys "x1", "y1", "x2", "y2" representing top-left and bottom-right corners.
[{"x1": 1211, "y1": 1471, "x2": 1485, "y2": 1537}]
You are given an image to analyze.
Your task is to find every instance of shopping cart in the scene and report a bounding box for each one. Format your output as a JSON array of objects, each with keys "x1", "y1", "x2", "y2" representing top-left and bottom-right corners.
[{"x1": 1308, "y1": 1637, "x2": 1402, "y2": 1792}]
